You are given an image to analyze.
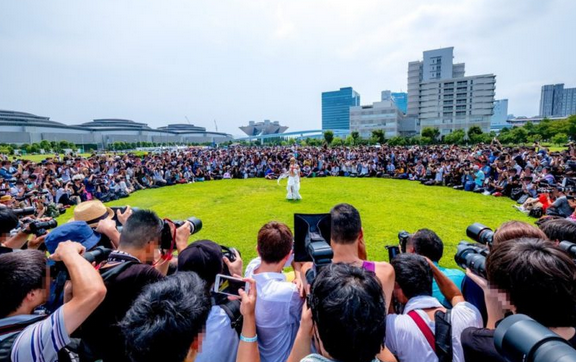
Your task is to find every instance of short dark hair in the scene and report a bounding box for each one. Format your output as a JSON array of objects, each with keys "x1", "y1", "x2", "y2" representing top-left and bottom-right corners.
[
  {"x1": 487, "y1": 238, "x2": 576, "y2": 327},
  {"x1": 0, "y1": 208, "x2": 18, "y2": 235},
  {"x1": 391, "y1": 253, "x2": 433, "y2": 299},
  {"x1": 120, "y1": 272, "x2": 211, "y2": 362},
  {"x1": 494, "y1": 220, "x2": 548, "y2": 245},
  {"x1": 0, "y1": 250, "x2": 46, "y2": 318},
  {"x1": 257, "y1": 222, "x2": 293, "y2": 264},
  {"x1": 538, "y1": 219, "x2": 576, "y2": 243},
  {"x1": 310, "y1": 263, "x2": 386, "y2": 362},
  {"x1": 409, "y1": 229, "x2": 444, "y2": 262},
  {"x1": 119, "y1": 209, "x2": 162, "y2": 250},
  {"x1": 330, "y1": 203, "x2": 361, "y2": 244}
]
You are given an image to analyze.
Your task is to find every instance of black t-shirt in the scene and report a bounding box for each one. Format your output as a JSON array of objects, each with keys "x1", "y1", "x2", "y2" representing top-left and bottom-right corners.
[
  {"x1": 78, "y1": 262, "x2": 164, "y2": 362},
  {"x1": 462, "y1": 326, "x2": 576, "y2": 362}
]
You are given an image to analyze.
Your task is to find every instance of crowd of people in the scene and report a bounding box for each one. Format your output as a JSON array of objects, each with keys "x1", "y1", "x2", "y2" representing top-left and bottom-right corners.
[
  {"x1": 0, "y1": 197, "x2": 575, "y2": 362},
  {"x1": 2, "y1": 140, "x2": 576, "y2": 219},
  {"x1": 1, "y1": 143, "x2": 576, "y2": 362}
]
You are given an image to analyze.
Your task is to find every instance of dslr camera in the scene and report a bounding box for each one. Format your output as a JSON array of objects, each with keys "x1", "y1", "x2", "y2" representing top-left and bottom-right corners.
[
  {"x1": 466, "y1": 223, "x2": 494, "y2": 246},
  {"x1": 293, "y1": 213, "x2": 333, "y2": 284},
  {"x1": 385, "y1": 230, "x2": 411, "y2": 261},
  {"x1": 160, "y1": 217, "x2": 203, "y2": 250}
]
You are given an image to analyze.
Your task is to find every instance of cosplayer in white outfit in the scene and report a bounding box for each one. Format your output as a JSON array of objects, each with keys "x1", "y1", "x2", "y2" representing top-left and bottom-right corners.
[{"x1": 279, "y1": 157, "x2": 302, "y2": 200}]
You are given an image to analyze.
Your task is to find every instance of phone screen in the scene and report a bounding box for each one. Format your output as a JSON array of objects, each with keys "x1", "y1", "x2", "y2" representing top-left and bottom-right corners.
[{"x1": 214, "y1": 274, "x2": 248, "y2": 297}]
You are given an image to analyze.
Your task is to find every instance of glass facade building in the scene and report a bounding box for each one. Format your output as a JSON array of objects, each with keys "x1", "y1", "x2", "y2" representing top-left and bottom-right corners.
[
  {"x1": 391, "y1": 92, "x2": 408, "y2": 114},
  {"x1": 322, "y1": 87, "x2": 360, "y2": 130},
  {"x1": 540, "y1": 84, "x2": 576, "y2": 117}
]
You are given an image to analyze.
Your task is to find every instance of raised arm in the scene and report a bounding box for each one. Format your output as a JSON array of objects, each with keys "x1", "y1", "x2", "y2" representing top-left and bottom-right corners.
[
  {"x1": 50, "y1": 241, "x2": 107, "y2": 334},
  {"x1": 426, "y1": 258, "x2": 464, "y2": 306}
]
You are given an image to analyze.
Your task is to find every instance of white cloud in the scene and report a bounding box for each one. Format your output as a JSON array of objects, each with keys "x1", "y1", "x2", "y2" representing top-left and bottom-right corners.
[{"x1": 0, "y1": 0, "x2": 574, "y2": 133}]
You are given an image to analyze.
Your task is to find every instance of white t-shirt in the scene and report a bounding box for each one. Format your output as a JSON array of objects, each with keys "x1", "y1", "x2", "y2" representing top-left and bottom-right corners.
[
  {"x1": 196, "y1": 306, "x2": 239, "y2": 362},
  {"x1": 244, "y1": 258, "x2": 304, "y2": 362},
  {"x1": 386, "y1": 295, "x2": 482, "y2": 362}
]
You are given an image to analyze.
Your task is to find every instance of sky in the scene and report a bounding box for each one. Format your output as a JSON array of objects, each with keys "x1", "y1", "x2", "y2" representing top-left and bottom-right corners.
[{"x1": 1, "y1": 0, "x2": 575, "y2": 136}]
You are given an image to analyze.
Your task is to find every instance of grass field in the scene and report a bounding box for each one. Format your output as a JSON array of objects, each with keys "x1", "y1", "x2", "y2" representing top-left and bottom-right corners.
[{"x1": 56, "y1": 178, "x2": 533, "y2": 269}]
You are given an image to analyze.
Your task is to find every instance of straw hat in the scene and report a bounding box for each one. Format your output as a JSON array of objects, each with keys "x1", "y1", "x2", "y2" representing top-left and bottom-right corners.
[
  {"x1": 0, "y1": 195, "x2": 12, "y2": 203},
  {"x1": 71, "y1": 200, "x2": 114, "y2": 227}
]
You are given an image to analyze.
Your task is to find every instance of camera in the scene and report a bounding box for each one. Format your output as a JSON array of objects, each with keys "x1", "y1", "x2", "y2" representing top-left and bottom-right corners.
[
  {"x1": 494, "y1": 314, "x2": 576, "y2": 362},
  {"x1": 160, "y1": 217, "x2": 203, "y2": 250},
  {"x1": 27, "y1": 219, "x2": 58, "y2": 236},
  {"x1": 293, "y1": 213, "x2": 333, "y2": 284},
  {"x1": 454, "y1": 241, "x2": 488, "y2": 278},
  {"x1": 13, "y1": 207, "x2": 36, "y2": 217},
  {"x1": 385, "y1": 231, "x2": 412, "y2": 261},
  {"x1": 221, "y1": 245, "x2": 241, "y2": 276},
  {"x1": 466, "y1": 223, "x2": 494, "y2": 245},
  {"x1": 559, "y1": 241, "x2": 576, "y2": 260}
]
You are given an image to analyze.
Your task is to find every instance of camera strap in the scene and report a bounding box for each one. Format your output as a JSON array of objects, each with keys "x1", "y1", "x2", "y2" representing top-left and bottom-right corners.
[{"x1": 407, "y1": 310, "x2": 436, "y2": 352}]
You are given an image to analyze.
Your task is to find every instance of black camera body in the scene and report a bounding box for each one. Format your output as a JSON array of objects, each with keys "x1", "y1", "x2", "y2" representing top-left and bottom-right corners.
[
  {"x1": 386, "y1": 230, "x2": 412, "y2": 261},
  {"x1": 293, "y1": 213, "x2": 332, "y2": 284},
  {"x1": 160, "y1": 217, "x2": 203, "y2": 250},
  {"x1": 454, "y1": 241, "x2": 488, "y2": 278}
]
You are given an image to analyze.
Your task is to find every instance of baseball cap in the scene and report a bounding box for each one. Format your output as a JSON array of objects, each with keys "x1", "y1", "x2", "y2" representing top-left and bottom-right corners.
[
  {"x1": 178, "y1": 239, "x2": 223, "y2": 286},
  {"x1": 45, "y1": 221, "x2": 101, "y2": 254}
]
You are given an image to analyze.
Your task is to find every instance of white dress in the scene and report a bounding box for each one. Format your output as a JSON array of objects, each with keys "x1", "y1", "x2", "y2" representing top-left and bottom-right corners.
[{"x1": 286, "y1": 165, "x2": 302, "y2": 200}]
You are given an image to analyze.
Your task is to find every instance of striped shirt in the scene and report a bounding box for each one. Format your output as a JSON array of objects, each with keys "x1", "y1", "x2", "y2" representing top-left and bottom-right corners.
[{"x1": 10, "y1": 308, "x2": 70, "y2": 362}]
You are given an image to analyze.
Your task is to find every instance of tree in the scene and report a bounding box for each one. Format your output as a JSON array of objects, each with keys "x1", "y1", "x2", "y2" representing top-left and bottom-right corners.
[
  {"x1": 332, "y1": 137, "x2": 344, "y2": 146},
  {"x1": 371, "y1": 129, "x2": 385, "y2": 145},
  {"x1": 467, "y1": 126, "x2": 483, "y2": 139},
  {"x1": 323, "y1": 130, "x2": 334, "y2": 145},
  {"x1": 551, "y1": 133, "x2": 569, "y2": 145},
  {"x1": 387, "y1": 136, "x2": 406, "y2": 146},
  {"x1": 444, "y1": 129, "x2": 466, "y2": 145},
  {"x1": 421, "y1": 127, "x2": 440, "y2": 142},
  {"x1": 351, "y1": 131, "x2": 360, "y2": 145}
]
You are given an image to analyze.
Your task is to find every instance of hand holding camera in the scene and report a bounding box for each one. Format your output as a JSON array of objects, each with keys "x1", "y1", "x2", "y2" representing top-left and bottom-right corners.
[{"x1": 50, "y1": 241, "x2": 86, "y2": 262}]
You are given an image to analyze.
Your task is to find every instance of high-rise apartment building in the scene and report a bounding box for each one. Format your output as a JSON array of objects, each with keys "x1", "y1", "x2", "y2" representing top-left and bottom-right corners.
[
  {"x1": 540, "y1": 84, "x2": 576, "y2": 117},
  {"x1": 407, "y1": 47, "x2": 495, "y2": 135},
  {"x1": 491, "y1": 99, "x2": 509, "y2": 130},
  {"x1": 321, "y1": 87, "x2": 360, "y2": 130}
]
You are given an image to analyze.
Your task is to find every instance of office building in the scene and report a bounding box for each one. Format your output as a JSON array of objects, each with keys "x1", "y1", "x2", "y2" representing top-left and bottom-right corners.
[
  {"x1": 350, "y1": 99, "x2": 404, "y2": 139},
  {"x1": 381, "y1": 91, "x2": 408, "y2": 114},
  {"x1": 407, "y1": 47, "x2": 495, "y2": 135},
  {"x1": 540, "y1": 84, "x2": 576, "y2": 117},
  {"x1": 322, "y1": 87, "x2": 360, "y2": 130},
  {"x1": 239, "y1": 120, "x2": 288, "y2": 136},
  {"x1": 491, "y1": 99, "x2": 509, "y2": 130},
  {"x1": 0, "y1": 110, "x2": 233, "y2": 146}
]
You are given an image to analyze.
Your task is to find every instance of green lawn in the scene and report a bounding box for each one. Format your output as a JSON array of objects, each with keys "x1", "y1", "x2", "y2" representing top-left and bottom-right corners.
[{"x1": 56, "y1": 178, "x2": 533, "y2": 269}]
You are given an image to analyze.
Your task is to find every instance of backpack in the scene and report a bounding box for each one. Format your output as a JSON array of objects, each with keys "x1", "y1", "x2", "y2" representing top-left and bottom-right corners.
[{"x1": 0, "y1": 315, "x2": 47, "y2": 362}]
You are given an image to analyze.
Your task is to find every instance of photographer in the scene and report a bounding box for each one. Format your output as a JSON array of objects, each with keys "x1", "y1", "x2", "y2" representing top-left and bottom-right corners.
[
  {"x1": 119, "y1": 272, "x2": 211, "y2": 362},
  {"x1": 177, "y1": 240, "x2": 243, "y2": 362},
  {"x1": 406, "y1": 229, "x2": 465, "y2": 308},
  {"x1": 546, "y1": 187, "x2": 575, "y2": 217},
  {"x1": 328, "y1": 203, "x2": 395, "y2": 309},
  {"x1": 538, "y1": 218, "x2": 576, "y2": 243},
  {"x1": 287, "y1": 263, "x2": 386, "y2": 362},
  {"x1": 386, "y1": 254, "x2": 482, "y2": 362},
  {"x1": 244, "y1": 221, "x2": 304, "y2": 362},
  {"x1": 0, "y1": 208, "x2": 50, "y2": 250},
  {"x1": 77, "y1": 209, "x2": 190, "y2": 362},
  {"x1": 461, "y1": 238, "x2": 576, "y2": 362},
  {"x1": 0, "y1": 243, "x2": 106, "y2": 362}
]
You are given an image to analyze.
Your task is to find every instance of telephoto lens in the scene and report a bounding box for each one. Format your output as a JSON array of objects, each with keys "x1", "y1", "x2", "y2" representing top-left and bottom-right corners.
[
  {"x1": 466, "y1": 223, "x2": 494, "y2": 245},
  {"x1": 494, "y1": 314, "x2": 576, "y2": 362},
  {"x1": 454, "y1": 241, "x2": 488, "y2": 277},
  {"x1": 559, "y1": 241, "x2": 576, "y2": 259}
]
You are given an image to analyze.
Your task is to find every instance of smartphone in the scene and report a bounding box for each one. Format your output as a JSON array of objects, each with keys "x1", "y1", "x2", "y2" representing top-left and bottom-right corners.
[{"x1": 213, "y1": 274, "x2": 249, "y2": 297}]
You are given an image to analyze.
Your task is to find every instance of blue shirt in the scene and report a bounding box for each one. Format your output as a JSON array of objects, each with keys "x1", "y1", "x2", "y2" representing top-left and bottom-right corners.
[{"x1": 432, "y1": 262, "x2": 465, "y2": 308}]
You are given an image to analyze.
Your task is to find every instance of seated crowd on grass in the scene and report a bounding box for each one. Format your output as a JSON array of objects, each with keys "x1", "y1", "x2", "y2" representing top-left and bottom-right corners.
[
  {"x1": 2, "y1": 140, "x2": 576, "y2": 219},
  {"x1": 1, "y1": 200, "x2": 575, "y2": 362}
]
